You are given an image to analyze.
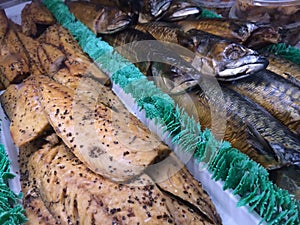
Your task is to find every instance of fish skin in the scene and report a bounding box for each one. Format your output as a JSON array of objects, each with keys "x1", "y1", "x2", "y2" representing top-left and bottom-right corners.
[
  {"x1": 206, "y1": 85, "x2": 300, "y2": 168},
  {"x1": 37, "y1": 75, "x2": 170, "y2": 182},
  {"x1": 263, "y1": 52, "x2": 300, "y2": 89},
  {"x1": 67, "y1": 1, "x2": 132, "y2": 34},
  {"x1": 137, "y1": 0, "x2": 173, "y2": 23},
  {"x1": 19, "y1": 136, "x2": 60, "y2": 225},
  {"x1": 135, "y1": 22, "x2": 186, "y2": 43},
  {"x1": 0, "y1": 10, "x2": 8, "y2": 42},
  {"x1": 177, "y1": 18, "x2": 281, "y2": 49},
  {"x1": 225, "y1": 70, "x2": 300, "y2": 137},
  {"x1": 161, "y1": 0, "x2": 202, "y2": 21},
  {"x1": 152, "y1": 65, "x2": 299, "y2": 168}
]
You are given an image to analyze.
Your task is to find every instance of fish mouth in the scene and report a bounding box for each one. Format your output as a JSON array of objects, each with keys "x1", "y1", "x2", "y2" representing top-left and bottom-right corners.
[
  {"x1": 217, "y1": 55, "x2": 269, "y2": 81},
  {"x1": 106, "y1": 18, "x2": 132, "y2": 33},
  {"x1": 151, "y1": 0, "x2": 172, "y2": 18},
  {"x1": 168, "y1": 7, "x2": 201, "y2": 20}
]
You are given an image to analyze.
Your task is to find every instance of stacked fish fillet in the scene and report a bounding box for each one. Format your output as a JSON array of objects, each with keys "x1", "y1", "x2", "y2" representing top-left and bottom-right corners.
[{"x1": 0, "y1": 2, "x2": 222, "y2": 224}]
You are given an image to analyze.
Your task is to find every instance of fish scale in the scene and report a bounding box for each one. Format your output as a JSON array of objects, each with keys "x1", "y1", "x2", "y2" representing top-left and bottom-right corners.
[{"x1": 225, "y1": 70, "x2": 300, "y2": 137}]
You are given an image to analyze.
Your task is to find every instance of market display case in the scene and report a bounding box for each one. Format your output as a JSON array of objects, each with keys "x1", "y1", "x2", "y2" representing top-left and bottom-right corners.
[{"x1": 0, "y1": 1, "x2": 299, "y2": 224}]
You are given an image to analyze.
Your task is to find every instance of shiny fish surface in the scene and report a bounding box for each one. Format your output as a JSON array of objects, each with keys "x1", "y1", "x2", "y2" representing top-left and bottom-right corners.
[
  {"x1": 225, "y1": 70, "x2": 300, "y2": 137},
  {"x1": 177, "y1": 18, "x2": 281, "y2": 49},
  {"x1": 66, "y1": 1, "x2": 132, "y2": 34}
]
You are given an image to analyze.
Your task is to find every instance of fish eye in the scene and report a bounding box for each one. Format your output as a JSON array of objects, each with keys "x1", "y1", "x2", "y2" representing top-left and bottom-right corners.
[
  {"x1": 238, "y1": 25, "x2": 249, "y2": 38},
  {"x1": 224, "y1": 44, "x2": 246, "y2": 60}
]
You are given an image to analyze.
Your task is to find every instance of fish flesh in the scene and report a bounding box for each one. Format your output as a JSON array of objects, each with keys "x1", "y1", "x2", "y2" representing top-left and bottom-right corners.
[
  {"x1": 0, "y1": 14, "x2": 30, "y2": 87},
  {"x1": 179, "y1": 29, "x2": 269, "y2": 80},
  {"x1": 161, "y1": 0, "x2": 202, "y2": 21},
  {"x1": 6, "y1": 76, "x2": 51, "y2": 147},
  {"x1": 225, "y1": 70, "x2": 300, "y2": 137},
  {"x1": 146, "y1": 153, "x2": 222, "y2": 224},
  {"x1": 37, "y1": 75, "x2": 170, "y2": 182},
  {"x1": 262, "y1": 52, "x2": 300, "y2": 88},
  {"x1": 21, "y1": 2, "x2": 56, "y2": 37},
  {"x1": 28, "y1": 142, "x2": 219, "y2": 224},
  {"x1": 66, "y1": 1, "x2": 132, "y2": 34},
  {"x1": 177, "y1": 18, "x2": 281, "y2": 49},
  {"x1": 19, "y1": 135, "x2": 60, "y2": 225}
]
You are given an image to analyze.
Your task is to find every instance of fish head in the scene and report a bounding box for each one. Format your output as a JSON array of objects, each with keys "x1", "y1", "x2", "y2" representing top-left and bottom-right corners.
[
  {"x1": 244, "y1": 25, "x2": 281, "y2": 49},
  {"x1": 162, "y1": 0, "x2": 202, "y2": 21},
  {"x1": 148, "y1": 0, "x2": 172, "y2": 18},
  {"x1": 151, "y1": 62, "x2": 200, "y2": 95},
  {"x1": 229, "y1": 20, "x2": 259, "y2": 42},
  {"x1": 181, "y1": 29, "x2": 269, "y2": 81},
  {"x1": 96, "y1": 7, "x2": 132, "y2": 34}
]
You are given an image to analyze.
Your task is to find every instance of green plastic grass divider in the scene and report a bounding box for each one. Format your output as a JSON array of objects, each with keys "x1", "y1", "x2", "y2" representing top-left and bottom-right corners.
[
  {"x1": 0, "y1": 128, "x2": 27, "y2": 225},
  {"x1": 42, "y1": 1, "x2": 300, "y2": 224}
]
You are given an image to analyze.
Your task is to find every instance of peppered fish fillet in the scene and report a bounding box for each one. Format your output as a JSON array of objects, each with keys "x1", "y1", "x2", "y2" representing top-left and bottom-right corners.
[
  {"x1": 37, "y1": 43, "x2": 66, "y2": 76},
  {"x1": 37, "y1": 75, "x2": 170, "y2": 182},
  {"x1": 8, "y1": 76, "x2": 51, "y2": 147},
  {"x1": 19, "y1": 138, "x2": 59, "y2": 225},
  {"x1": 0, "y1": 28, "x2": 30, "y2": 87},
  {"x1": 0, "y1": 10, "x2": 8, "y2": 42},
  {"x1": 39, "y1": 25, "x2": 109, "y2": 84},
  {"x1": 147, "y1": 153, "x2": 222, "y2": 225},
  {"x1": 0, "y1": 84, "x2": 19, "y2": 120},
  {"x1": 29, "y1": 143, "x2": 215, "y2": 224}
]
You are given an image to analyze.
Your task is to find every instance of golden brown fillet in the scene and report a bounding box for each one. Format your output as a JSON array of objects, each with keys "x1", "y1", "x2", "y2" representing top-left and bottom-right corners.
[
  {"x1": 21, "y1": 2, "x2": 55, "y2": 37},
  {"x1": 16, "y1": 31, "x2": 44, "y2": 75},
  {"x1": 147, "y1": 153, "x2": 222, "y2": 225},
  {"x1": 7, "y1": 76, "x2": 51, "y2": 147},
  {"x1": 37, "y1": 43, "x2": 66, "y2": 76},
  {"x1": 0, "y1": 10, "x2": 8, "y2": 42},
  {"x1": 39, "y1": 25, "x2": 109, "y2": 84},
  {"x1": 37, "y1": 75, "x2": 170, "y2": 182},
  {"x1": 0, "y1": 84, "x2": 19, "y2": 120},
  {"x1": 29, "y1": 143, "x2": 176, "y2": 224},
  {"x1": 20, "y1": 136, "x2": 60, "y2": 225},
  {"x1": 29, "y1": 143, "x2": 216, "y2": 224},
  {"x1": 0, "y1": 29, "x2": 30, "y2": 87}
]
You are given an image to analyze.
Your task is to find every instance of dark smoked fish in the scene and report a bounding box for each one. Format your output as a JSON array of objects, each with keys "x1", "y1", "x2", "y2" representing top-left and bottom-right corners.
[
  {"x1": 177, "y1": 18, "x2": 281, "y2": 49},
  {"x1": 152, "y1": 66, "x2": 300, "y2": 168},
  {"x1": 104, "y1": 26, "x2": 268, "y2": 82},
  {"x1": 263, "y1": 52, "x2": 300, "y2": 88},
  {"x1": 225, "y1": 70, "x2": 300, "y2": 137},
  {"x1": 180, "y1": 29, "x2": 269, "y2": 81},
  {"x1": 66, "y1": 1, "x2": 132, "y2": 34}
]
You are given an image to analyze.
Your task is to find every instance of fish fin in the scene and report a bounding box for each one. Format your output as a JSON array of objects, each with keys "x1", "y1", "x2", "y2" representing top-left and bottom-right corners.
[{"x1": 245, "y1": 120, "x2": 278, "y2": 160}]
